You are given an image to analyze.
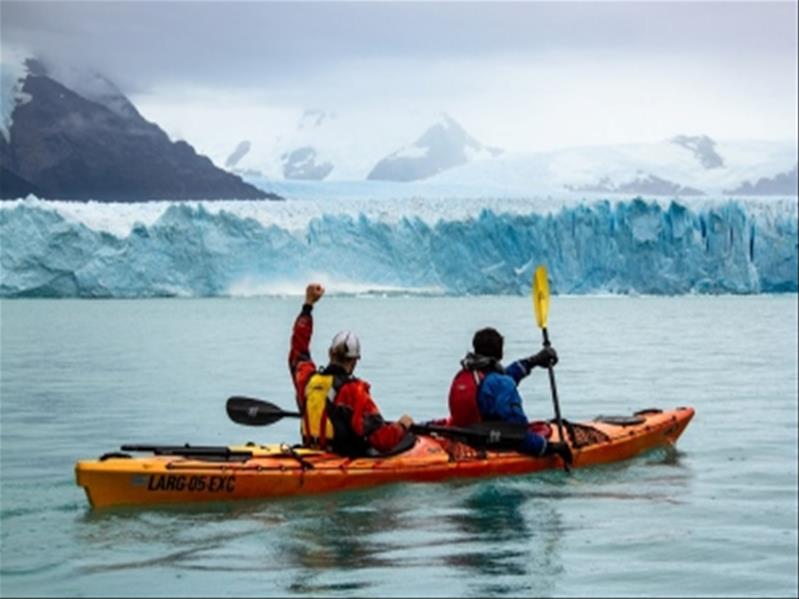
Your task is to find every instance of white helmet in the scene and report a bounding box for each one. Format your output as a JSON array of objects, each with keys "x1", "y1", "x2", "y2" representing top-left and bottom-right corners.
[{"x1": 329, "y1": 330, "x2": 362, "y2": 359}]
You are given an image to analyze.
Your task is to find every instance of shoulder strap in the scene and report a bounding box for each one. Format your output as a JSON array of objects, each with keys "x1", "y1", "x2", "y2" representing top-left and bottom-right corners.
[
  {"x1": 472, "y1": 370, "x2": 487, "y2": 396},
  {"x1": 319, "y1": 374, "x2": 358, "y2": 448},
  {"x1": 331, "y1": 373, "x2": 357, "y2": 394}
]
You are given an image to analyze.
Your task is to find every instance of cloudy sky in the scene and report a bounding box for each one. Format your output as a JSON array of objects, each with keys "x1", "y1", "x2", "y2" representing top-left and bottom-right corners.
[{"x1": 2, "y1": 1, "x2": 797, "y2": 159}]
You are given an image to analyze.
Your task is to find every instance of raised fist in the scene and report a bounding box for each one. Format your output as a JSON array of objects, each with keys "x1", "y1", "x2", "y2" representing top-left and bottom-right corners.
[{"x1": 305, "y1": 283, "x2": 325, "y2": 305}]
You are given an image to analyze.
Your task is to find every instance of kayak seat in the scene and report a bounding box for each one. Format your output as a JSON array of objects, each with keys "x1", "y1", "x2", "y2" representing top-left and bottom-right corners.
[{"x1": 363, "y1": 431, "x2": 418, "y2": 458}]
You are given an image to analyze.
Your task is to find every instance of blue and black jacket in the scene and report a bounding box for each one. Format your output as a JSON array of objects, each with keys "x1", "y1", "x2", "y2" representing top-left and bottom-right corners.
[{"x1": 463, "y1": 353, "x2": 548, "y2": 456}]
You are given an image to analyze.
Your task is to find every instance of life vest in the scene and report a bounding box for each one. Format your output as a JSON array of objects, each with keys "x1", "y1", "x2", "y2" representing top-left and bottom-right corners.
[
  {"x1": 448, "y1": 368, "x2": 485, "y2": 427},
  {"x1": 302, "y1": 372, "x2": 349, "y2": 449}
]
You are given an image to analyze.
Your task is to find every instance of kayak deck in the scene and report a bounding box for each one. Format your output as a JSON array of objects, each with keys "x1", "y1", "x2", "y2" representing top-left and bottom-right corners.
[{"x1": 75, "y1": 406, "x2": 694, "y2": 509}]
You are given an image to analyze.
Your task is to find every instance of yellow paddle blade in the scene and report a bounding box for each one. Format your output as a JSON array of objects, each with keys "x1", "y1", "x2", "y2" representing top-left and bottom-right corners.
[{"x1": 533, "y1": 265, "x2": 550, "y2": 329}]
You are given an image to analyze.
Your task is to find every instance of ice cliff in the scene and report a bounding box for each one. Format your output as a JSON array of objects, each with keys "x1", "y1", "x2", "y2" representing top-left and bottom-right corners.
[{"x1": 0, "y1": 197, "x2": 796, "y2": 298}]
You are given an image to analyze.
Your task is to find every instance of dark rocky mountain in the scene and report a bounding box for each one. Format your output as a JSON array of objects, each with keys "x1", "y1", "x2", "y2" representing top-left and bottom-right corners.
[
  {"x1": 0, "y1": 165, "x2": 42, "y2": 198},
  {"x1": 367, "y1": 115, "x2": 502, "y2": 182},
  {"x1": 0, "y1": 63, "x2": 278, "y2": 201},
  {"x1": 724, "y1": 164, "x2": 798, "y2": 195}
]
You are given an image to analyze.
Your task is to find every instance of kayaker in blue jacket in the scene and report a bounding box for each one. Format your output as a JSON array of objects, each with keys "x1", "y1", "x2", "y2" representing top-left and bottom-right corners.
[{"x1": 447, "y1": 327, "x2": 572, "y2": 464}]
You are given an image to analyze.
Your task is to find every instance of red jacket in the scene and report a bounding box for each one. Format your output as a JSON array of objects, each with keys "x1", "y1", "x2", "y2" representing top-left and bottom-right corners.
[{"x1": 288, "y1": 304, "x2": 406, "y2": 454}]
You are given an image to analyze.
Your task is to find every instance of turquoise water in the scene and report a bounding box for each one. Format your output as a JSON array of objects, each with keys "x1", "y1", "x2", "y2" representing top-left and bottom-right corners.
[{"x1": 1, "y1": 295, "x2": 797, "y2": 597}]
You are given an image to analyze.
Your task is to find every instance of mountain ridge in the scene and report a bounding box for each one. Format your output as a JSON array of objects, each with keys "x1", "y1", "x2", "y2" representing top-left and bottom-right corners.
[
  {"x1": 367, "y1": 114, "x2": 502, "y2": 182},
  {"x1": 0, "y1": 60, "x2": 280, "y2": 201}
]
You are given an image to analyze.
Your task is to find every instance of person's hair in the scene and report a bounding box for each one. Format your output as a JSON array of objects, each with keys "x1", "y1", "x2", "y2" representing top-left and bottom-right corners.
[{"x1": 472, "y1": 327, "x2": 504, "y2": 360}]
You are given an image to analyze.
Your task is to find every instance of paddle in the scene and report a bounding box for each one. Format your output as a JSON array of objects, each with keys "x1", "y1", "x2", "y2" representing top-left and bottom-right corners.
[
  {"x1": 226, "y1": 395, "x2": 301, "y2": 425},
  {"x1": 120, "y1": 444, "x2": 253, "y2": 459},
  {"x1": 533, "y1": 265, "x2": 570, "y2": 472},
  {"x1": 226, "y1": 396, "x2": 530, "y2": 449}
]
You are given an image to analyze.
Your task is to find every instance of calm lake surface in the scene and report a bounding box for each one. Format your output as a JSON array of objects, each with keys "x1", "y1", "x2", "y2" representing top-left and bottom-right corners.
[{"x1": 1, "y1": 295, "x2": 797, "y2": 597}]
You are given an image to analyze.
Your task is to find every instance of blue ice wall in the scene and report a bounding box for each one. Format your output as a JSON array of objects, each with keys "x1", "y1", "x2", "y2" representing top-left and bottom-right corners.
[{"x1": 1, "y1": 199, "x2": 796, "y2": 297}]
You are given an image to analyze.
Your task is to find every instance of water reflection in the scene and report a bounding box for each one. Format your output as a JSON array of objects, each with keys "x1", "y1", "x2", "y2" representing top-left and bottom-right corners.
[
  {"x1": 442, "y1": 482, "x2": 564, "y2": 597},
  {"x1": 247, "y1": 480, "x2": 569, "y2": 596},
  {"x1": 272, "y1": 487, "x2": 408, "y2": 594}
]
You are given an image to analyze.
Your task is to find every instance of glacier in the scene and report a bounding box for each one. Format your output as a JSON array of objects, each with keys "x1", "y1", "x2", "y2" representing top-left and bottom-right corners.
[{"x1": 0, "y1": 197, "x2": 796, "y2": 298}]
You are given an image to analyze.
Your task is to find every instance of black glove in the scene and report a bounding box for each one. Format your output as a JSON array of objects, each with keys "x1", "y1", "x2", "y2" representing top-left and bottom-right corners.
[
  {"x1": 544, "y1": 441, "x2": 573, "y2": 466},
  {"x1": 523, "y1": 346, "x2": 558, "y2": 370}
]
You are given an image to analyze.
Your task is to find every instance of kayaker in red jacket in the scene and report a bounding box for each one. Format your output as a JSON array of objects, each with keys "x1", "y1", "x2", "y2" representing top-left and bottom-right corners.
[{"x1": 288, "y1": 283, "x2": 414, "y2": 456}]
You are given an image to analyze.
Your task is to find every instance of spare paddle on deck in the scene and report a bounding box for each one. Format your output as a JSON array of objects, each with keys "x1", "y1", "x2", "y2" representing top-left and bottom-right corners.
[
  {"x1": 226, "y1": 396, "x2": 530, "y2": 449},
  {"x1": 533, "y1": 265, "x2": 570, "y2": 473},
  {"x1": 120, "y1": 444, "x2": 253, "y2": 459}
]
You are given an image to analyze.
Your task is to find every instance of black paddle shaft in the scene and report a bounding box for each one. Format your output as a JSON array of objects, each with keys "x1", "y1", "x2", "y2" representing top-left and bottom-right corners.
[
  {"x1": 542, "y1": 327, "x2": 571, "y2": 473},
  {"x1": 227, "y1": 396, "x2": 529, "y2": 448},
  {"x1": 411, "y1": 421, "x2": 528, "y2": 447}
]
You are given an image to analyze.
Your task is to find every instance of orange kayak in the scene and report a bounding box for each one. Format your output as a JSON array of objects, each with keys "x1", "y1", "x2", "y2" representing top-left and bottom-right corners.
[{"x1": 75, "y1": 406, "x2": 694, "y2": 509}]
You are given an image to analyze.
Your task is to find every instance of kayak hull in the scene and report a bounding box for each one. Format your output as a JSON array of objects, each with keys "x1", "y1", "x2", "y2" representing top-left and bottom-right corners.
[{"x1": 76, "y1": 406, "x2": 694, "y2": 509}]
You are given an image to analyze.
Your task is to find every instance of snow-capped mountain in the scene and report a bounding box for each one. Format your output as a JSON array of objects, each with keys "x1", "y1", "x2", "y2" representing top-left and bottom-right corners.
[
  {"x1": 0, "y1": 57, "x2": 277, "y2": 201},
  {"x1": 226, "y1": 106, "x2": 795, "y2": 197},
  {"x1": 227, "y1": 108, "x2": 408, "y2": 182},
  {"x1": 225, "y1": 110, "x2": 493, "y2": 184},
  {"x1": 565, "y1": 174, "x2": 705, "y2": 196},
  {"x1": 367, "y1": 115, "x2": 502, "y2": 182},
  {"x1": 281, "y1": 146, "x2": 334, "y2": 181},
  {"x1": 3, "y1": 54, "x2": 793, "y2": 199},
  {"x1": 275, "y1": 110, "x2": 335, "y2": 180},
  {"x1": 424, "y1": 136, "x2": 797, "y2": 198},
  {"x1": 724, "y1": 164, "x2": 798, "y2": 195}
]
